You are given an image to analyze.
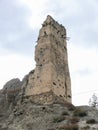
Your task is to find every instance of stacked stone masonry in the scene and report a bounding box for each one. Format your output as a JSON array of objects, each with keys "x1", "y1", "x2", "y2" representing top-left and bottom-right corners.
[{"x1": 25, "y1": 15, "x2": 71, "y2": 104}]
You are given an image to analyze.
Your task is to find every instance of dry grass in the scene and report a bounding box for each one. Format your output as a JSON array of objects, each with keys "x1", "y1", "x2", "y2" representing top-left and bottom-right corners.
[
  {"x1": 58, "y1": 124, "x2": 78, "y2": 130},
  {"x1": 53, "y1": 116, "x2": 65, "y2": 123}
]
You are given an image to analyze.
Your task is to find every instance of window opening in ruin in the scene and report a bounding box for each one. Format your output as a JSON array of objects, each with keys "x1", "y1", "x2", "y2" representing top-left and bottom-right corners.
[
  {"x1": 42, "y1": 107, "x2": 46, "y2": 110},
  {"x1": 44, "y1": 31, "x2": 47, "y2": 36},
  {"x1": 64, "y1": 46, "x2": 67, "y2": 50},
  {"x1": 37, "y1": 76, "x2": 39, "y2": 78},
  {"x1": 53, "y1": 82, "x2": 56, "y2": 85},
  {"x1": 57, "y1": 30, "x2": 60, "y2": 34},
  {"x1": 68, "y1": 95, "x2": 71, "y2": 98},
  {"x1": 59, "y1": 95, "x2": 62, "y2": 97},
  {"x1": 40, "y1": 50, "x2": 43, "y2": 54}
]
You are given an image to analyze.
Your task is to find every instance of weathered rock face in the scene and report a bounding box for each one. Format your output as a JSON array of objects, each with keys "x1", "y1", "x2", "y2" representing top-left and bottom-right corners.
[
  {"x1": 0, "y1": 101, "x2": 98, "y2": 130},
  {"x1": 25, "y1": 15, "x2": 71, "y2": 103},
  {"x1": 0, "y1": 78, "x2": 21, "y2": 109}
]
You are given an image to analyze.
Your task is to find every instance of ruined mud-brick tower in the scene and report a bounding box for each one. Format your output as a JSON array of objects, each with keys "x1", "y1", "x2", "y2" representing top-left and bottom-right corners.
[{"x1": 25, "y1": 15, "x2": 71, "y2": 104}]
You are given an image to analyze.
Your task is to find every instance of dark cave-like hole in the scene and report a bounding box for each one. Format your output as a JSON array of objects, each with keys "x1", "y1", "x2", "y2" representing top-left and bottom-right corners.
[
  {"x1": 59, "y1": 95, "x2": 62, "y2": 97},
  {"x1": 68, "y1": 95, "x2": 71, "y2": 98},
  {"x1": 53, "y1": 82, "x2": 56, "y2": 85}
]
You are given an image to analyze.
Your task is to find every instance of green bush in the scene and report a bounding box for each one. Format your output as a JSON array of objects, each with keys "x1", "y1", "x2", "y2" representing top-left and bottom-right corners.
[
  {"x1": 86, "y1": 119, "x2": 96, "y2": 124},
  {"x1": 69, "y1": 117, "x2": 79, "y2": 124},
  {"x1": 62, "y1": 111, "x2": 69, "y2": 116},
  {"x1": 73, "y1": 108, "x2": 87, "y2": 117},
  {"x1": 53, "y1": 116, "x2": 65, "y2": 123},
  {"x1": 58, "y1": 124, "x2": 78, "y2": 130},
  {"x1": 83, "y1": 126, "x2": 90, "y2": 129}
]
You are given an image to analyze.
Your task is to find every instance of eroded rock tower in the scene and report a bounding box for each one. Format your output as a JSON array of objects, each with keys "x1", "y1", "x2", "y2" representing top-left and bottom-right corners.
[{"x1": 25, "y1": 15, "x2": 71, "y2": 104}]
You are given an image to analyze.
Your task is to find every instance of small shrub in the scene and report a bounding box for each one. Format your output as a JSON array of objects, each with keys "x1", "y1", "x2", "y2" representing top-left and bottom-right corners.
[
  {"x1": 73, "y1": 108, "x2": 87, "y2": 117},
  {"x1": 58, "y1": 124, "x2": 78, "y2": 130},
  {"x1": 0, "y1": 114, "x2": 4, "y2": 117},
  {"x1": 89, "y1": 93, "x2": 98, "y2": 108},
  {"x1": 83, "y1": 126, "x2": 90, "y2": 129},
  {"x1": 69, "y1": 117, "x2": 79, "y2": 124},
  {"x1": 26, "y1": 123, "x2": 33, "y2": 130},
  {"x1": 53, "y1": 116, "x2": 65, "y2": 123},
  {"x1": 86, "y1": 119, "x2": 96, "y2": 124},
  {"x1": 62, "y1": 111, "x2": 69, "y2": 116}
]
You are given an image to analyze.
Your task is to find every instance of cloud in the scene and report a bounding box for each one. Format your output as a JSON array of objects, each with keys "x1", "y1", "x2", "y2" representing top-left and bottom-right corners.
[
  {"x1": 49, "y1": 0, "x2": 98, "y2": 48},
  {"x1": 0, "y1": 53, "x2": 35, "y2": 88},
  {"x1": 1, "y1": 0, "x2": 97, "y2": 55},
  {"x1": 16, "y1": 0, "x2": 49, "y2": 28},
  {"x1": 72, "y1": 71, "x2": 98, "y2": 105},
  {"x1": 68, "y1": 44, "x2": 98, "y2": 73},
  {"x1": 0, "y1": 0, "x2": 36, "y2": 56},
  {"x1": 68, "y1": 44, "x2": 98, "y2": 105}
]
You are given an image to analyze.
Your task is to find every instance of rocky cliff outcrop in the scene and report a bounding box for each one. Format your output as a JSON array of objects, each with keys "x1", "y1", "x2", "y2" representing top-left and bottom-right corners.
[
  {"x1": 0, "y1": 101, "x2": 98, "y2": 130},
  {"x1": 0, "y1": 78, "x2": 22, "y2": 112}
]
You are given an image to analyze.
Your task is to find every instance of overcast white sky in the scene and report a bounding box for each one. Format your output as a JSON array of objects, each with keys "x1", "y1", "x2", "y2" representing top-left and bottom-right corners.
[{"x1": 0, "y1": 0, "x2": 98, "y2": 106}]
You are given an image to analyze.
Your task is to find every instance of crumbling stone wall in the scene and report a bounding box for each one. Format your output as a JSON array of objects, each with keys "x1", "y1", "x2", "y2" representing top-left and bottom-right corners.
[{"x1": 25, "y1": 15, "x2": 71, "y2": 103}]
